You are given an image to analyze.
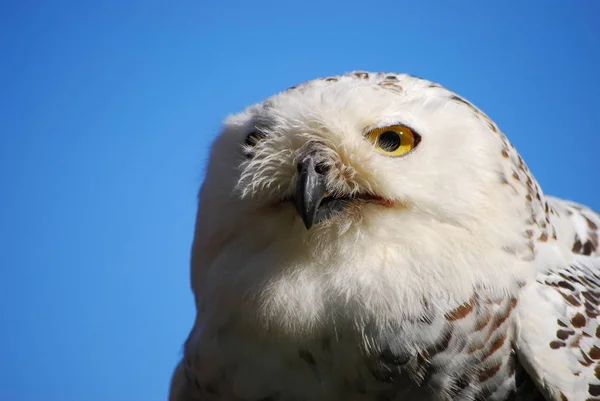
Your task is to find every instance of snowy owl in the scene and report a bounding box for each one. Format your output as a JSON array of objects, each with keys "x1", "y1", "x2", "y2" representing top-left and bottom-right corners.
[{"x1": 169, "y1": 72, "x2": 600, "y2": 401}]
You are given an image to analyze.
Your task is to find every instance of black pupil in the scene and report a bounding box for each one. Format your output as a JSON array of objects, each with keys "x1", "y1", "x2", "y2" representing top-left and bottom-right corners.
[{"x1": 378, "y1": 131, "x2": 401, "y2": 152}]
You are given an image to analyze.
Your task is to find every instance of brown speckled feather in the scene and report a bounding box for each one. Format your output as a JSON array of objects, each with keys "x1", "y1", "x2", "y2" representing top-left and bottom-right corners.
[{"x1": 515, "y1": 199, "x2": 600, "y2": 401}]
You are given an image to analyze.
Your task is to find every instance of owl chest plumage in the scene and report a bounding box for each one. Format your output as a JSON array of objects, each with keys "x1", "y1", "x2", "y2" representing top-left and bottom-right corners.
[{"x1": 186, "y1": 293, "x2": 538, "y2": 401}]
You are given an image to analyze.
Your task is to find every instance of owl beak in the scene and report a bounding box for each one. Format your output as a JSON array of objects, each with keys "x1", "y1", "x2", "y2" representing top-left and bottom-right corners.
[{"x1": 294, "y1": 155, "x2": 328, "y2": 230}]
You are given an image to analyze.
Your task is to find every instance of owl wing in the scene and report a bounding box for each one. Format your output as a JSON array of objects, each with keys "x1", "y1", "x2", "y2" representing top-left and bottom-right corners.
[{"x1": 514, "y1": 198, "x2": 600, "y2": 401}]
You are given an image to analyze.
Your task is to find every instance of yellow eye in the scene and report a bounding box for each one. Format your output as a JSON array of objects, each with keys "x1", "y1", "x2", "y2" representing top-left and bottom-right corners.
[{"x1": 366, "y1": 125, "x2": 419, "y2": 156}]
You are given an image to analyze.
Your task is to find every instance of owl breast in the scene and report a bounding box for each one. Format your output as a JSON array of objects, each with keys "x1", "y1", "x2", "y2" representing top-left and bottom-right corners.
[{"x1": 186, "y1": 294, "x2": 529, "y2": 401}]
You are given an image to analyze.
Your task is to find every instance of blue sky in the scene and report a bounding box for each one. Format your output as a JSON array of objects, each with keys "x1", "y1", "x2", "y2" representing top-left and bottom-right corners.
[{"x1": 0, "y1": 1, "x2": 598, "y2": 400}]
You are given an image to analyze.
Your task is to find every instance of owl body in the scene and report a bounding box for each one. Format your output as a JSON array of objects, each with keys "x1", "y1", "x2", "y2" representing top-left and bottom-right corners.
[
  {"x1": 171, "y1": 72, "x2": 600, "y2": 401},
  {"x1": 184, "y1": 291, "x2": 522, "y2": 401}
]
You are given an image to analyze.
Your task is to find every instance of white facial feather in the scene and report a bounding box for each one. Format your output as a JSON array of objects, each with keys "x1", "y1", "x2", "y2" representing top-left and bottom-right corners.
[{"x1": 191, "y1": 72, "x2": 532, "y2": 338}]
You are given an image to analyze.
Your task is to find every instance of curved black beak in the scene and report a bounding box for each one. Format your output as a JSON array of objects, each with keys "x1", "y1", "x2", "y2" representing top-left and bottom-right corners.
[{"x1": 294, "y1": 156, "x2": 328, "y2": 229}]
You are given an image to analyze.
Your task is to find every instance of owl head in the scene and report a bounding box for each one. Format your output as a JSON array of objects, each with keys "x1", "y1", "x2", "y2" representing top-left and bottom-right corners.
[{"x1": 191, "y1": 72, "x2": 533, "y2": 328}]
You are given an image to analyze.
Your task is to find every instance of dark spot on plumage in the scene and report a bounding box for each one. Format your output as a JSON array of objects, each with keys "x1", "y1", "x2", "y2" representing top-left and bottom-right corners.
[
  {"x1": 325, "y1": 77, "x2": 338, "y2": 82},
  {"x1": 582, "y1": 291, "x2": 599, "y2": 304},
  {"x1": 298, "y1": 349, "x2": 316, "y2": 365},
  {"x1": 425, "y1": 327, "x2": 453, "y2": 356},
  {"x1": 572, "y1": 312, "x2": 587, "y2": 328},
  {"x1": 450, "y1": 95, "x2": 472, "y2": 108},
  {"x1": 482, "y1": 333, "x2": 506, "y2": 361},
  {"x1": 558, "y1": 280, "x2": 576, "y2": 291},
  {"x1": 586, "y1": 217, "x2": 599, "y2": 230},
  {"x1": 590, "y1": 346, "x2": 600, "y2": 360},
  {"x1": 558, "y1": 319, "x2": 568, "y2": 327},
  {"x1": 561, "y1": 272, "x2": 581, "y2": 284},
  {"x1": 557, "y1": 329, "x2": 574, "y2": 340},
  {"x1": 580, "y1": 350, "x2": 594, "y2": 366},
  {"x1": 595, "y1": 364, "x2": 600, "y2": 379},
  {"x1": 469, "y1": 341, "x2": 486, "y2": 354},
  {"x1": 379, "y1": 81, "x2": 403, "y2": 93},
  {"x1": 586, "y1": 274, "x2": 600, "y2": 287},
  {"x1": 585, "y1": 297, "x2": 598, "y2": 310},
  {"x1": 559, "y1": 292, "x2": 581, "y2": 307},
  {"x1": 353, "y1": 72, "x2": 369, "y2": 79},
  {"x1": 589, "y1": 384, "x2": 600, "y2": 396},
  {"x1": 489, "y1": 309, "x2": 511, "y2": 331},
  {"x1": 583, "y1": 240, "x2": 595, "y2": 256},
  {"x1": 446, "y1": 301, "x2": 474, "y2": 321},
  {"x1": 581, "y1": 276, "x2": 596, "y2": 288},
  {"x1": 539, "y1": 232, "x2": 549, "y2": 242},
  {"x1": 501, "y1": 149, "x2": 509, "y2": 158},
  {"x1": 550, "y1": 340, "x2": 566, "y2": 349},
  {"x1": 477, "y1": 362, "x2": 502, "y2": 382},
  {"x1": 585, "y1": 301, "x2": 599, "y2": 317},
  {"x1": 474, "y1": 312, "x2": 492, "y2": 331},
  {"x1": 385, "y1": 75, "x2": 398, "y2": 80},
  {"x1": 574, "y1": 239, "x2": 584, "y2": 253},
  {"x1": 526, "y1": 176, "x2": 533, "y2": 187}
]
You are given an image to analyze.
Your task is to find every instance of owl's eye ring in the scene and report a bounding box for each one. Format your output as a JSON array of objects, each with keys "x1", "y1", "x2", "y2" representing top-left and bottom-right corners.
[{"x1": 365, "y1": 125, "x2": 420, "y2": 157}]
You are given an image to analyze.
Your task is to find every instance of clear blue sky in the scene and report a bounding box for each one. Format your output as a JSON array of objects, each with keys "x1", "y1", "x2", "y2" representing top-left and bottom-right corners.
[{"x1": 1, "y1": 1, "x2": 598, "y2": 400}]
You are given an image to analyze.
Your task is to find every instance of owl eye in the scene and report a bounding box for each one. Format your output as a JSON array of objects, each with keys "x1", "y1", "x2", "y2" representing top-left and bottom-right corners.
[
  {"x1": 366, "y1": 125, "x2": 420, "y2": 156},
  {"x1": 243, "y1": 131, "x2": 268, "y2": 158},
  {"x1": 245, "y1": 131, "x2": 267, "y2": 147}
]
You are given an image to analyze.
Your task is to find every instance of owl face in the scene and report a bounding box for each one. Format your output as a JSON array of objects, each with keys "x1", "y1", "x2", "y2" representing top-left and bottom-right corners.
[
  {"x1": 201, "y1": 72, "x2": 514, "y2": 241},
  {"x1": 193, "y1": 73, "x2": 531, "y2": 329}
]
